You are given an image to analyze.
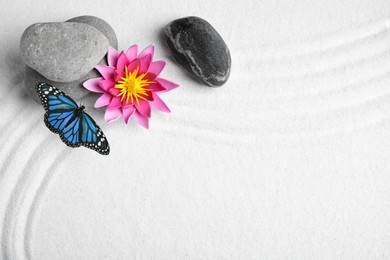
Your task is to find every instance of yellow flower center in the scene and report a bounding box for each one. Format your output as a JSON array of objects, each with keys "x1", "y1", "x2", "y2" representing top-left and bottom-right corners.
[{"x1": 114, "y1": 66, "x2": 154, "y2": 105}]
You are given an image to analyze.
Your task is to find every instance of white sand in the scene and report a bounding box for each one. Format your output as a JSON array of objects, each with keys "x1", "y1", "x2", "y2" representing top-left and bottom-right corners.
[{"x1": 1, "y1": 0, "x2": 390, "y2": 259}]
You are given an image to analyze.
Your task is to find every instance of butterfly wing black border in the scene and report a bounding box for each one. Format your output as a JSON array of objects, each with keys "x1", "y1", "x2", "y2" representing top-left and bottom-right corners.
[{"x1": 35, "y1": 82, "x2": 110, "y2": 155}]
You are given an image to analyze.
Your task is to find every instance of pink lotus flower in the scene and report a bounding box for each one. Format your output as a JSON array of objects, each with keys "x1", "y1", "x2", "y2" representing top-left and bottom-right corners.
[{"x1": 83, "y1": 45, "x2": 179, "y2": 128}]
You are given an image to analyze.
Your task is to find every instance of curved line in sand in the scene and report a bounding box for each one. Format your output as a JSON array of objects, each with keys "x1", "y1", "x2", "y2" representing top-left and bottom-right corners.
[
  {"x1": 1, "y1": 143, "x2": 67, "y2": 260},
  {"x1": 23, "y1": 149, "x2": 69, "y2": 260},
  {"x1": 257, "y1": 17, "x2": 390, "y2": 59},
  {"x1": 2, "y1": 17, "x2": 390, "y2": 260}
]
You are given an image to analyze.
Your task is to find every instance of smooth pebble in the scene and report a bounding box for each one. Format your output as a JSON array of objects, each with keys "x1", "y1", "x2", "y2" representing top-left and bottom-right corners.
[{"x1": 165, "y1": 16, "x2": 231, "y2": 87}]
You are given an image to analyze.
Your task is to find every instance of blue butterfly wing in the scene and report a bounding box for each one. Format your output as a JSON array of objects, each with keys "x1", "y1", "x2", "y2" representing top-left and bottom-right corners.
[
  {"x1": 44, "y1": 111, "x2": 82, "y2": 148},
  {"x1": 36, "y1": 83, "x2": 110, "y2": 154},
  {"x1": 79, "y1": 112, "x2": 110, "y2": 155},
  {"x1": 35, "y1": 82, "x2": 78, "y2": 112},
  {"x1": 37, "y1": 82, "x2": 82, "y2": 148}
]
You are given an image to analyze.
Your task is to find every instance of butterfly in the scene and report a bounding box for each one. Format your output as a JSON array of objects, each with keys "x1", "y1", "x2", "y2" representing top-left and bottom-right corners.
[{"x1": 35, "y1": 82, "x2": 110, "y2": 155}]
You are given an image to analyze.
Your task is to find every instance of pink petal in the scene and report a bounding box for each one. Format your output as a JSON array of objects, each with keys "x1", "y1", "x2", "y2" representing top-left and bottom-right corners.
[
  {"x1": 150, "y1": 93, "x2": 170, "y2": 112},
  {"x1": 139, "y1": 54, "x2": 152, "y2": 74},
  {"x1": 104, "y1": 108, "x2": 122, "y2": 122},
  {"x1": 126, "y1": 45, "x2": 138, "y2": 62},
  {"x1": 116, "y1": 52, "x2": 129, "y2": 74},
  {"x1": 94, "y1": 93, "x2": 112, "y2": 108},
  {"x1": 155, "y1": 78, "x2": 180, "y2": 92},
  {"x1": 135, "y1": 99, "x2": 151, "y2": 118},
  {"x1": 134, "y1": 110, "x2": 149, "y2": 129},
  {"x1": 83, "y1": 78, "x2": 104, "y2": 93},
  {"x1": 148, "y1": 61, "x2": 166, "y2": 76},
  {"x1": 107, "y1": 46, "x2": 120, "y2": 67},
  {"x1": 109, "y1": 87, "x2": 120, "y2": 96},
  {"x1": 147, "y1": 82, "x2": 165, "y2": 92},
  {"x1": 95, "y1": 65, "x2": 115, "y2": 79},
  {"x1": 122, "y1": 106, "x2": 135, "y2": 124},
  {"x1": 114, "y1": 71, "x2": 122, "y2": 83},
  {"x1": 107, "y1": 96, "x2": 122, "y2": 109},
  {"x1": 99, "y1": 79, "x2": 116, "y2": 92},
  {"x1": 128, "y1": 59, "x2": 140, "y2": 74},
  {"x1": 139, "y1": 45, "x2": 154, "y2": 58},
  {"x1": 144, "y1": 72, "x2": 157, "y2": 81}
]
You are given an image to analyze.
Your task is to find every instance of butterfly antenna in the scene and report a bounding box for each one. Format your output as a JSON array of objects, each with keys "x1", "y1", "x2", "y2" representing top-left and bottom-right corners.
[{"x1": 79, "y1": 98, "x2": 85, "y2": 110}]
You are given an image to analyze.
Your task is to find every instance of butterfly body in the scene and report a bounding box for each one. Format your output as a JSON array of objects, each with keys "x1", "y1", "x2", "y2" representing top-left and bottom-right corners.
[{"x1": 36, "y1": 83, "x2": 110, "y2": 155}]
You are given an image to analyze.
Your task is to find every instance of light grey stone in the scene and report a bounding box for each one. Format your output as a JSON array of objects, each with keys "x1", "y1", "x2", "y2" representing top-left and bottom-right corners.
[
  {"x1": 165, "y1": 16, "x2": 231, "y2": 87},
  {"x1": 20, "y1": 22, "x2": 109, "y2": 82},
  {"x1": 25, "y1": 66, "x2": 101, "y2": 103},
  {"x1": 66, "y1": 15, "x2": 118, "y2": 49}
]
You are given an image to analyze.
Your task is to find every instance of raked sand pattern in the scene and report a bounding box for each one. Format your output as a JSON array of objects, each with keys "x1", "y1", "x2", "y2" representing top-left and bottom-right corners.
[{"x1": 1, "y1": 1, "x2": 390, "y2": 259}]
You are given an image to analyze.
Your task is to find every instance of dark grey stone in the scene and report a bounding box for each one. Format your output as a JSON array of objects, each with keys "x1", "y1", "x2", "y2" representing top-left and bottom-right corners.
[
  {"x1": 20, "y1": 22, "x2": 109, "y2": 82},
  {"x1": 165, "y1": 16, "x2": 231, "y2": 87},
  {"x1": 66, "y1": 15, "x2": 118, "y2": 49}
]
